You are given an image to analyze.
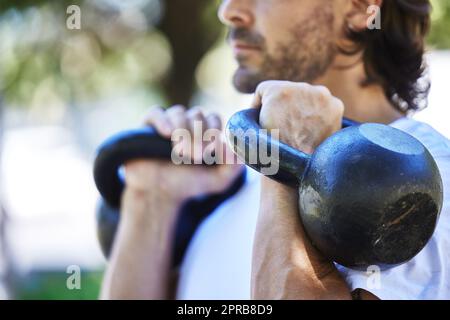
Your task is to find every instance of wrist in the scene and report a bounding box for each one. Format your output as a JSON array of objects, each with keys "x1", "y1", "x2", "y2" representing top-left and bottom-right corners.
[
  {"x1": 260, "y1": 177, "x2": 298, "y2": 207},
  {"x1": 121, "y1": 187, "x2": 184, "y2": 228}
]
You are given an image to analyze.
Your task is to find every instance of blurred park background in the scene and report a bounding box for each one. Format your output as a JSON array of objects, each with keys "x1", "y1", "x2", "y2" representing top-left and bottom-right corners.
[{"x1": 0, "y1": 0, "x2": 449, "y2": 299}]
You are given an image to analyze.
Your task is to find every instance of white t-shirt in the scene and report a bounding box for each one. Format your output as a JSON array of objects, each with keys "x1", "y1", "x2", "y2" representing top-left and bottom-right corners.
[{"x1": 176, "y1": 118, "x2": 450, "y2": 300}]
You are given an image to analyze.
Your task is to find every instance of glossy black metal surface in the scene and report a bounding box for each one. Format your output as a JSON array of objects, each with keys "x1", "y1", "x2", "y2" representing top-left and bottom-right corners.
[
  {"x1": 226, "y1": 108, "x2": 310, "y2": 188},
  {"x1": 300, "y1": 124, "x2": 443, "y2": 269}
]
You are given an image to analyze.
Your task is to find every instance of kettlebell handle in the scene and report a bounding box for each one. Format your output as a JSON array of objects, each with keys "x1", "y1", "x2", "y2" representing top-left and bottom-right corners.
[
  {"x1": 225, "y1": 108, "x2": 359, "y2": 188},
  {"x1": 93, "y1": 127, "x2": 173, "y2": 209},
  {"x1": 94, "y1": 108, "x2": 359, "y2": 208}
]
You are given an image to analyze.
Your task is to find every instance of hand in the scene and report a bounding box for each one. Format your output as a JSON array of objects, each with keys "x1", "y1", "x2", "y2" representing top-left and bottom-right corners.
[
  {"x1": 102, "y1": 105, "x2": 243, "y2": 300},
  {"x1": 250, "y1": 82, "x2": 350, "y2": 299},
  {"x1": 252, "y1": 81, "x2": 344, "y2": 153},
  {"x1": 123, "y1": 105, "x2": 243, "y2": 224}
]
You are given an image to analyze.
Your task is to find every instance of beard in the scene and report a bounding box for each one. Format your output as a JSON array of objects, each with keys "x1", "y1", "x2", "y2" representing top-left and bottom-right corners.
[{"x1": 229, "y1": 7, "x2": 337, "y2": 94}]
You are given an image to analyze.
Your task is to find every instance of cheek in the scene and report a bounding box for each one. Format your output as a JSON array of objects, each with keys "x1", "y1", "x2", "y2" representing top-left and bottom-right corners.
[
  {"x1": 254, "y1": 1, "x2": 296, "y2": 48},
  {"x1": 266, "y1": 32, "x2": 287, "y2": 56},
  {"x1": 256, "y1": 3, "x2": 315, "y2": 55}
]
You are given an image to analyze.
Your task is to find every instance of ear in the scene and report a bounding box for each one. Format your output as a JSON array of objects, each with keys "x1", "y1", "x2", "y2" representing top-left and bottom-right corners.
[{"x1": 346, "y1": 0, "x2": 383, "y2": 32}]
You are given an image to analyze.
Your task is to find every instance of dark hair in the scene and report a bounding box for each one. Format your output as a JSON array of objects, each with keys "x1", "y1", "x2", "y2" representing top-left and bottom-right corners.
[{"x1": 343, "y1": 0, "x2": 432, "y2": 113}]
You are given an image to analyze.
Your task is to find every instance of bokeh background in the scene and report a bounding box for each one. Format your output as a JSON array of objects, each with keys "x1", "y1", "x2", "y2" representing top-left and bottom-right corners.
[{"x1": 0, "y1": 0, "x2": 449, "y2": 299}]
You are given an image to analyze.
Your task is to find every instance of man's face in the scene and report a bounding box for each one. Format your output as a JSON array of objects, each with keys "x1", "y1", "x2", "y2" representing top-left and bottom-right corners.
[{"x1": 219, "y1": 0, "x2": 344, "y2": 93}]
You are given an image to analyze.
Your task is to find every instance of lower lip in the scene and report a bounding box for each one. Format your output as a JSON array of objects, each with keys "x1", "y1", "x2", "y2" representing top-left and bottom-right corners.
[{"x1": 233, "y1": 46, "x2": 260, "y2": 55}]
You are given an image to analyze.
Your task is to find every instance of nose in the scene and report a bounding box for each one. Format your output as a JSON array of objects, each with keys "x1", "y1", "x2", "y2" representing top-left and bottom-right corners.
[{"x1": 218, "y1": 0, "x2": 254, "y2": 28}]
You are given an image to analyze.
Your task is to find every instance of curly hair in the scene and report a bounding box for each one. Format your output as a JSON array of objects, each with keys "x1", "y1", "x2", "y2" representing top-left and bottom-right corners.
[{"x1": 343, "y1": 0, "x2": 432, "y2": 113}]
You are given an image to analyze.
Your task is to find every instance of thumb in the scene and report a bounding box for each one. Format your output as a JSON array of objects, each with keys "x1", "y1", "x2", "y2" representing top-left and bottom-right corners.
[{"x1": 251, "y1": 81, "x2": 271, "y2": 108}]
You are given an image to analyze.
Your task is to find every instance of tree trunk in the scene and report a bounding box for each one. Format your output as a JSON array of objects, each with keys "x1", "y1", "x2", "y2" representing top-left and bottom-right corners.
[{"x1": 159, "y1": 0, "x2": 222, "y2": 106}]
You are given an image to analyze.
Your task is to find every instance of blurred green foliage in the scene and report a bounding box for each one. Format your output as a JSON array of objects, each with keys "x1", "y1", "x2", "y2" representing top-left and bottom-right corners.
[
  {"x1": 429, "y1": 0, "x2": 450, "y2": 49},
  {"x1": 0, "y1": 1, "x2": 168, "y2": 111},
  {"x1": 0, "y1": 0, "x2": 78, "y2": 12},
  {"x1": 13, "y1": 270, "x2": 103, "y2": 300},
  {"x1": 0, "y1": 0, "x2": 222, "y2": 112},
  {"x1": 0, "y1": 0, "x2": 449, "y2": 112}
]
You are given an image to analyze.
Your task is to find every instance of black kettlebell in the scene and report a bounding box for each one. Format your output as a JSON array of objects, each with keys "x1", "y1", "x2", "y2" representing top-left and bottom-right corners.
[
  {"x1": 226, "y1": 108, "x2": 443, "y2": 270},
  {"x1": 93, "y1": 126, "x2": 247, "y2": 264}
]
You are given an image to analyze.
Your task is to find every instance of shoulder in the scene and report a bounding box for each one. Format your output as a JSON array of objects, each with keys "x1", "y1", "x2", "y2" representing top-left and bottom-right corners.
[
  {"x1": 392, "y1": 118, "x2": 450, "y2": 195},
  {"x1": 391, "y1": 117, "x2": 450, "y2": 159}
]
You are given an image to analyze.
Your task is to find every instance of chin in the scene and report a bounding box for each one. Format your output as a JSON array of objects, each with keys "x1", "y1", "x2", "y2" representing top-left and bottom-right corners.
[{"x1": 232, "y1": 68, "x2": 262, "y2": 94}]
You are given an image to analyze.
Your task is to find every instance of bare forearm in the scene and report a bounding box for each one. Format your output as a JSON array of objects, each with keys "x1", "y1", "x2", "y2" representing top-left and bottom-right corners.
[
  {"x1": 100, "y1": 189, "x2": 180, "y2": 300},
  {"x1": 252, "y1": 178, "x2": 351, "y2": 300}
]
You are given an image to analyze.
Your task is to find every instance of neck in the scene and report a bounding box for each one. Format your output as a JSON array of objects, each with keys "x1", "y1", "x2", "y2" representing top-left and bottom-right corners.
[{"x1": 314, "y1": 55, "x2": 404, "y2": 125}]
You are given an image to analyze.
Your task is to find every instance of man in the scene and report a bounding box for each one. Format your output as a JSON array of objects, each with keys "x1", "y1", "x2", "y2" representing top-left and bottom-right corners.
[{"x1": 101, "y1": 0, "x2": 450, "y2": 299}]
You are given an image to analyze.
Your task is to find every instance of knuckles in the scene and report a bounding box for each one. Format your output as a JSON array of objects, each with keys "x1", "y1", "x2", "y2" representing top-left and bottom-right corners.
[
  {"x1": 259, "y1": 81, "x2": 337, "y2": 107},
  {"x1": 146, "y1": 105, "x2": 220, "y2": 131},
  {"x1": 186, "y1": 106, "x2": 203, "y2": 120},
  {"x1": 259, "y1": 81, "x2": 343, "y2": 123},
  {"x1": 257, "y1": 82, "x2": 344, "y2": 150}
]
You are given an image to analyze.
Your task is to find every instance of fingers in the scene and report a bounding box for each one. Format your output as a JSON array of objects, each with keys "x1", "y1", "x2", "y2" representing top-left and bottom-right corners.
[
  {"x1": 205, "y1": 113, "x2": 222, "y2": 131},
  {"x1": 144, "y1": 106, "x2": 173, "y2": 138},
  {"x1": 186, "y1": 107, "x2": 206, "y2": 132},
  {"x1": 143, "y1": 105, "x2": 225, "y2": 164},
  {"x1": 144, "y1": 105, "x2": 194, "y2": 139},
  {"x1": 145, "y1": 105, "x2": 218, "y2": 134},
  {"x1": 252, "y1": 80, "x2": 332, "y2": 109},
  {"x1": 251, "y1": 80, "x2": 292, "y2": 108},
  {"x1": 251, "y1": 81, "x2": 269, "y2": 108},
  {"x1": 166, "y1": 105, "x2": 188, "y2": 130}
]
